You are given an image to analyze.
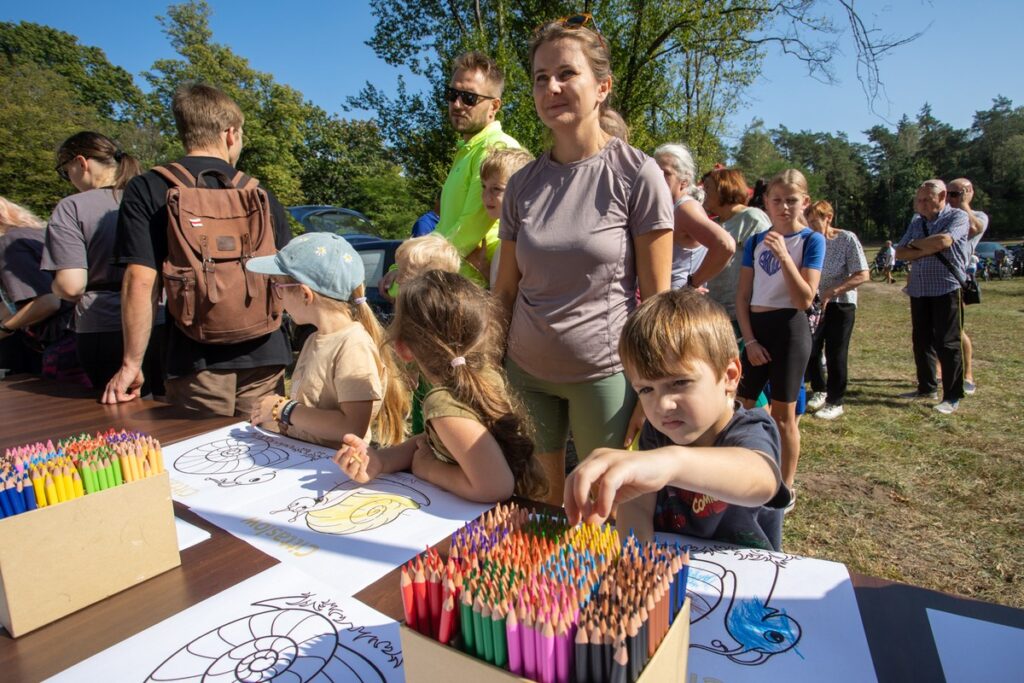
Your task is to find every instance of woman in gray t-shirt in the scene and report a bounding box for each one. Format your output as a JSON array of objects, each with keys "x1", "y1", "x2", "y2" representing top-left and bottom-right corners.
[
  {"x1": 494, "y1": 19, "x2": 673, "y2": 502},
  {"x1": 803, "y1": 200, "x2": 869, "y2": 420},
  {"x1": 42, "y1": 131, "x2": 164, "y2": 396}
]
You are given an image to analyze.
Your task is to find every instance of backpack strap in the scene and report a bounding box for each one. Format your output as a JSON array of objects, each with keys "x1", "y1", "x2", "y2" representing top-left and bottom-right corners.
[
  {"x1": 152, "y1": 163, "x2": 196, "y2": 188},
  {"x1": 230, "y1": 171, "x2": 260, "y2": 190}
]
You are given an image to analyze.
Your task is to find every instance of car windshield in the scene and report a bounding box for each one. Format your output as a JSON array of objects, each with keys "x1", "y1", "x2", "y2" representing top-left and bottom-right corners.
[{"x1": 975, "y1": 243, "x2": 1001, "y2": 258}]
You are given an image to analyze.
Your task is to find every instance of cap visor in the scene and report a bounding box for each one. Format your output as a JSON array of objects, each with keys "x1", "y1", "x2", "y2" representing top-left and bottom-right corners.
[{"x1": 245, "y1": 255, "x2": 287, "y2": 276}]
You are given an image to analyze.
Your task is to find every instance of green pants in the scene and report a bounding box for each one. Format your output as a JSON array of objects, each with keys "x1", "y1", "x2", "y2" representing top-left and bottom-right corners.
[{"x1": 504, "y1": 358, "x2": 636, "y2": 461}]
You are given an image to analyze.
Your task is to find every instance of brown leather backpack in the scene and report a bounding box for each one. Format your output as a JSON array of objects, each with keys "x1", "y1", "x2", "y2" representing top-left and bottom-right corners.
[{"x1": 154, "y1": 163, "x2": 282, "y2": 344}]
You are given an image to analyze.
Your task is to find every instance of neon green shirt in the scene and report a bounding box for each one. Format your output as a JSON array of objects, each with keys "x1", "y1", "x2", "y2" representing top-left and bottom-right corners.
[{"x1": 436, "y1": 121, "x2": 520, "y2": 286}]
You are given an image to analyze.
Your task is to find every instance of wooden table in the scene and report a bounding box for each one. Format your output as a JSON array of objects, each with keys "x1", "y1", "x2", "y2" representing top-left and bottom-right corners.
[{"x1": 1, "y1": 376, "x2": 1022, "y2": 682}]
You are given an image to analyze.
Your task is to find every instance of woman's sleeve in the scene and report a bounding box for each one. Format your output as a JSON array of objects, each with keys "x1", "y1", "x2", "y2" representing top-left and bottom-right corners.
[
  {"x1": 498, "y1": 171, "x2": 522, "y2": 242},
  {"x1": 41, "y1": 198, "x2": 87, "y2": 271},
  {"x1": 627, "y1": 158, "x2": 675, "y2": 236}
]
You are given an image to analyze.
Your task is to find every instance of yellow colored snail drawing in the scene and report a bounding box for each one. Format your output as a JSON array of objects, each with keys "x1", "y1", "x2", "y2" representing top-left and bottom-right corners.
[{"x1": 274, "y1": 476, "x2": 431, "y2": 535}]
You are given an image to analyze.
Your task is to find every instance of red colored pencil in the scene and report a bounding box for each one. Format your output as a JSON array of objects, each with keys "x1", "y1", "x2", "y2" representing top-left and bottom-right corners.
[
  {"x1": 438, "y1": 594, "x2": 456, "y2": 645},
  {"x1": 413, "y1": 563, "x2": 430, "y2": 635},
  {"x1": 400, "y1": 566, "x2": 418, "y2": 633}
]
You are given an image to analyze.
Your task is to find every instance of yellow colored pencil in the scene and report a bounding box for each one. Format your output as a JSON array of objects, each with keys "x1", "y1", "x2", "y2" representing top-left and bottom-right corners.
[
  {"x1": 72, "y1": 470, "x2": 85, "y2": 498},
  {"x1": 44, "y1": 474, "x2": 60, "y2": 506},
  {"x1": 120, "y1": 452, "x2": 134, "y2": 483}
]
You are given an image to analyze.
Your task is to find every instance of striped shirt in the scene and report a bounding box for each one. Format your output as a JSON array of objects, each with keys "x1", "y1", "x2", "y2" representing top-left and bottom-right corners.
[{"x1": 897, "y1": 205, "x2": 969, "y2": 297}]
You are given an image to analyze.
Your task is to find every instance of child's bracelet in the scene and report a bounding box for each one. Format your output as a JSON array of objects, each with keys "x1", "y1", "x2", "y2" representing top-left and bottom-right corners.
[
  {"x1": 280, "y1": 400, "x2": 299, "y2": 426},
  {"x1": 271, "y1": 398, "x2": 288, "y2": 422}
]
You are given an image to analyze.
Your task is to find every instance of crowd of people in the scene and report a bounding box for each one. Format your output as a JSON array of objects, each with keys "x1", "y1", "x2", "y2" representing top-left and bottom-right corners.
[{"x1": 0, "y1": 16, "x2": 982, "y2": 552}]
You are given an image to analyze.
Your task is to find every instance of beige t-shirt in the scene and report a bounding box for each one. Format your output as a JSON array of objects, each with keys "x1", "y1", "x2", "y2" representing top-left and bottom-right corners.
[
  {"x1": 499, "y1": 137, "x2": 674, "y2": 383},
  {"x1": 286, "y1": 324, "x2": 383, "y2": 448}
]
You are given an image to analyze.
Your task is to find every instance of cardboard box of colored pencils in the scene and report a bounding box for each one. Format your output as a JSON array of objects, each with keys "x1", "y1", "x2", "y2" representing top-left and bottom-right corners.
[
  {"x1": 401, "y1": 599, "x2": 689, "y2": 683},
  {"x1": 0, "y1": 431, "x2": 180, "y2": 637},
  {"x1": 397, "y1": 503, "x2": 691, "y2": 683}
]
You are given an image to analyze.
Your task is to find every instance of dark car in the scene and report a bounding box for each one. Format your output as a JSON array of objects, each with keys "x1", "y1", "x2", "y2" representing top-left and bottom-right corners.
[{"x1": 288, "y1": 205, "x2": 375, "y2": 238}]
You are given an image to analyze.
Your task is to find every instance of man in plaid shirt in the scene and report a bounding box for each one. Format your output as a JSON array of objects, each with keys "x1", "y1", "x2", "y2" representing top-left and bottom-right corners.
[{"x1": 895, "y1": 179, "x2": 970, "y2": 414}]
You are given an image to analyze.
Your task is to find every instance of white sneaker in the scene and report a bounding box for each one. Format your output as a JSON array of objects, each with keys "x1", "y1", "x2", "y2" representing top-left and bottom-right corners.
[
  {"x1": 814, "y1": 404, "x2": 844, "y2": 420},
  {"x1": 934, "y1": 400, "x2": 960, "y2": 415},
  {"x1": 806, "y1": 392, "x2": 827, "y2": 412}
]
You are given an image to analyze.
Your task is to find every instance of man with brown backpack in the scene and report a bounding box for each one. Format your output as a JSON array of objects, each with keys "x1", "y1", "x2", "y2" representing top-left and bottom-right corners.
[{"x1": 102, "y1": 83, "x2": 292, "y2": 417}]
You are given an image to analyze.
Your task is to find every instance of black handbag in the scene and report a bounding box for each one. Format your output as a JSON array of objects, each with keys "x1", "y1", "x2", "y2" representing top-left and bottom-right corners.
[{"x1": 935, "y1": 252, "x2": 980, "y2": 305}]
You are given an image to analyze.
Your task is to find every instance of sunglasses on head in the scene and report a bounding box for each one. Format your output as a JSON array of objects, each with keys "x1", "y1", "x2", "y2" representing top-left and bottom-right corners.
[
  {"x1": 551, "y1": 12, "x2": 606, "y2": 47},
  {"x1": 444, "y1": 86, "x2": 496, "y2": 107}
]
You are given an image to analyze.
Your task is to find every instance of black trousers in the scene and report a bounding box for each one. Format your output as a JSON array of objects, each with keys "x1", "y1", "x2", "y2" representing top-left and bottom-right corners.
[
  {"x1": 806, "y1": 302, "x2": 857, "y2": 406},
  {"x1": 910, "y1": 292, "x2": 964, "y2": 401},
  {"x1": 76, "y1": 325, "x2": 167, "y2": 397}
]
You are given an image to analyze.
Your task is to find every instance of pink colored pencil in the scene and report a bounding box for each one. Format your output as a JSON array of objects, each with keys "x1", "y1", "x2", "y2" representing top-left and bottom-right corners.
[{"x1": 506, "y1": 604, "x2": 522, "y2": 674}]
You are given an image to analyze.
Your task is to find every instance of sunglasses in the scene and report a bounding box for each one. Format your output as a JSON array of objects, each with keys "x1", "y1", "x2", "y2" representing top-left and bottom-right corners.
[
  {"x1": 444, "y1": 86, "x2": 496, "y2": 108},
  {"x1": 271, "y1": 282, "x2": 303, "y2": 300},
  {"x1": 947, "y1": 190, "x2": 966, "y2": 198},
  {"x1": 55, "y1": 160, "x2": 72, "y2": 182},
  {"x1": 552, "y1": 12, "x2": 606, "y2": 47}
]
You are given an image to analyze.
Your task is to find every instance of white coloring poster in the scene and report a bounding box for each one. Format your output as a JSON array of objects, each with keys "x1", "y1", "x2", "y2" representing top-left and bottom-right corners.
[{"x1": 48, "y1": 563, "x2": 404, "y2": 683}]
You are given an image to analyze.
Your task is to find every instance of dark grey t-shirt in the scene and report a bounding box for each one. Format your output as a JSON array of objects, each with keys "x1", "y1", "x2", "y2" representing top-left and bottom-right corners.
[
  {"x1": 41, "y1": 188, "x2": 124, "y2": 333},
  {"x1": 641, "y1": 403, "x2": 789, "y2": 551}
]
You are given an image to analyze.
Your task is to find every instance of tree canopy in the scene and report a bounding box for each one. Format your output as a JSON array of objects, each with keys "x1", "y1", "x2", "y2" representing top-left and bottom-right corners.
[{"x1": 0, "y1": 3, "x2": 1018, "y2": 241}]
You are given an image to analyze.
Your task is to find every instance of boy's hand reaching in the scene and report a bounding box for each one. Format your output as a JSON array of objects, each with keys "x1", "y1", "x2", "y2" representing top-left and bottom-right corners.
[
  {"x1": 334, "y1": 434, "x2": 380, "y2": 483},
  {"x1": 564, "y1": 447, "x2": 670, "y2": 526}
]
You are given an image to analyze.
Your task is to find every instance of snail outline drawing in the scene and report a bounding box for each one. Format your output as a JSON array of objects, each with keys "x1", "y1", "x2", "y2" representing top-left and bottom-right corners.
[
  {"x1": 171, "y1": 428, "x2": 331, "y2": 489},
  {"x1": 273, "y1": 475, "x2": 432, "y2": 536},
  {"x1": 144, "y1": 593, "x2": 401, "y2": 683}
]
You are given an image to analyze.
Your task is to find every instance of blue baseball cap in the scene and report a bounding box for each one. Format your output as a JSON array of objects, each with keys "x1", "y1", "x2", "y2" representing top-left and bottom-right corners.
[{"x1": 246, "y1": 232, "x2": 365, "y2": 302}]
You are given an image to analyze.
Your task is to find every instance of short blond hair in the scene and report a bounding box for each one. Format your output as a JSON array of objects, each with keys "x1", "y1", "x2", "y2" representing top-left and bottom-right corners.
[
  {"x1": 619, "y1": 288, "x2": 738, "y2": 381},
  {"x1": 480, "y1": 146, "x2": 535, "y2": 183},
  {"x1": 395, "y1": 234, "x2": 460, "y2": 282},
  {"x1": 172, "y1": 83, "x2": 245, "y2": 151}
]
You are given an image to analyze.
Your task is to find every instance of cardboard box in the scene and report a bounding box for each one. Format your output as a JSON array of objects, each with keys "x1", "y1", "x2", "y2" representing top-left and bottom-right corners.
[
  {"x1": 401, "y1": 598, "x2": 690, "y2": 683},
  {"x1": 0, "y1": 471, "x2": 180, "y2": 637}
]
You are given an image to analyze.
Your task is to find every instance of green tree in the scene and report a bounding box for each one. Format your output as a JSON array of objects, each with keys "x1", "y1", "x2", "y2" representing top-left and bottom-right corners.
[
  {"x1": 358, "y1": 0, "x2": 918, "y2": 188},
  {"x1": 733, "y1": 119, "x2": 788, "y2": 182},
  {"x1": 0, "y1": 21, "x2": 147, "y2": 121},
  {"x1": 772, "y1": 126, "x2": 872, "y2": 233},
  {"x1": 0, "y1": 61, "x2": 101, "y2": 215},
  {"x1": 865, "y1": 116, "x2": 933, "y2": 239},
  {"x1": 299, "y1": 110, "x2": 424, "y2": 238},
  {"x1": 144, "y1": 1, "x2": 308, "y2": 204}
]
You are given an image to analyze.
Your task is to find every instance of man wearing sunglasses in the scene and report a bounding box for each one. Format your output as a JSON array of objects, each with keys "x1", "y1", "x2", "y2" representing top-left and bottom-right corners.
[
  {"x1": 947, "y1": 178, "x2": 988, "y2": 396},
  {"x1": 435, "y1": 51, "x2": 521, "y2": 287}
]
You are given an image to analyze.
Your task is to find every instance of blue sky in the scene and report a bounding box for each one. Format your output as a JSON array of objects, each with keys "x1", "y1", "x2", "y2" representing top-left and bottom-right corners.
[{"x1": 3, "y1": 1, "x2": 1021, "y2": 156}]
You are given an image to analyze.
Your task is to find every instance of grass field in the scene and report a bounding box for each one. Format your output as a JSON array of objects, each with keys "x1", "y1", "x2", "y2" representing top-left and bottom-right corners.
[{"x1": 784, "y1": 277, "x2": 1024, "y2": 608}]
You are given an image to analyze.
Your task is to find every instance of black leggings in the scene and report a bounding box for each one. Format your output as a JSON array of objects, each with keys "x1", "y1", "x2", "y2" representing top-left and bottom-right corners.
[
  {"x1": 76, "y1": 325, "x2": 167, "y2": 397},
  {"x1": 806, "y1": 302, "x2": 857, "y2": 405},
  {"x1": 739, "y1": 309, "x2": 812, "y2": 403}
]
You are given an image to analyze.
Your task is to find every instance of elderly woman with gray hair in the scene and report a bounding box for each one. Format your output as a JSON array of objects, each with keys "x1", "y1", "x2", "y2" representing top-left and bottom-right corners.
[{"x1": 653, "y1": 143, "x2": 735, "y2": 289}]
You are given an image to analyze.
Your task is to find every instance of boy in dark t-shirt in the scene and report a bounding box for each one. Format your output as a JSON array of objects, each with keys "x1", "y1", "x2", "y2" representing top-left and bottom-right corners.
[
  {"x1": 103, "y1": 83, "x2": 291, "y2": 417},
  {"x1": 564, "y1": 288, "x2": 791, "y2": 551}
]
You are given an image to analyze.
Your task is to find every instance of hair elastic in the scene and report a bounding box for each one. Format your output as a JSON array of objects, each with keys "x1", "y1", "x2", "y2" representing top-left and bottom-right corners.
[
  {"x1": 450, "y1": 356, "x2": 466, "y2": 368},
  {"x1": 113, "y1": 150, "x2": 125, "y2": 162},
  {"x1": 353, "y1": 296, "x2": 367, "y2": 306}
]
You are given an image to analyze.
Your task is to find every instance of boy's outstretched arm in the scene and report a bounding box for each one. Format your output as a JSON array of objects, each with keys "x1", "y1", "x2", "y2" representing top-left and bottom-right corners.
[{"x1": 564, "y1": 445, "x2": 780, "y2": 526}]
